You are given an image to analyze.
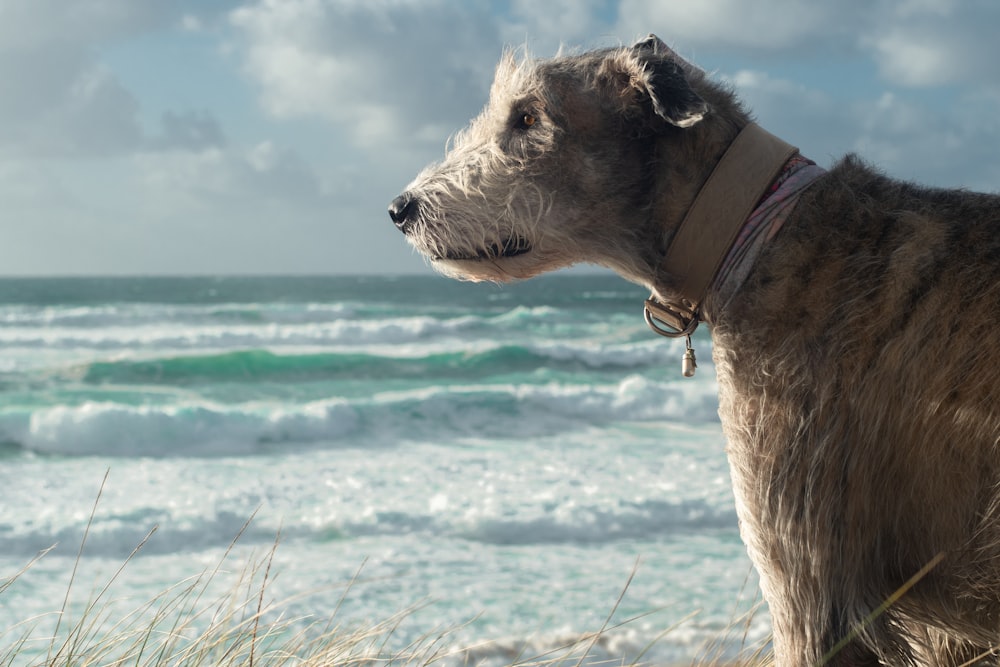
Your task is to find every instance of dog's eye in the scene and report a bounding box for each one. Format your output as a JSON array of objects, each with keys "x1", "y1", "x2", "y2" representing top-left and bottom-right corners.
[{"x1": 516, "y1": 113, "x2": 537, "y2": 129}]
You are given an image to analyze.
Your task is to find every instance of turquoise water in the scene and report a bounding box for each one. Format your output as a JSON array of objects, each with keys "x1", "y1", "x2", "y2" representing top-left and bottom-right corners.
[{"x1": 0, "y1": 274, "x2": 766, "y2": 663}]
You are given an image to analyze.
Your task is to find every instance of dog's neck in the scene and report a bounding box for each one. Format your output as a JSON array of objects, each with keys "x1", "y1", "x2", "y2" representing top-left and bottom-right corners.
[{"x1": 645, "y1": 123, "x2": 820, "y2": 339}]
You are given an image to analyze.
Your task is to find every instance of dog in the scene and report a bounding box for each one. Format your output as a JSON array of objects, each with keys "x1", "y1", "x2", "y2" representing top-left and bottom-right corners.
[{"x1": 389, "y1": 35, "x2": 1000, "y2": 665}]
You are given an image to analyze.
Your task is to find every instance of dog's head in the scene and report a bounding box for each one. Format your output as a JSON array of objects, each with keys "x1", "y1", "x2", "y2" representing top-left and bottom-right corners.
[{"x1": 388, "y1": 35, "x2": 709, "y2": 283}]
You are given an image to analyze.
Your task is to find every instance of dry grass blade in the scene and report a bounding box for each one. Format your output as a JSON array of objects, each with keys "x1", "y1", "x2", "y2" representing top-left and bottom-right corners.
[
  {"x1": 693, "y1": 566, "x2": 772, "y2": 667},
  {"x1": 0, "y1": 545, "x2": 56, "y2": 598},
  {"x1": 46, "y1": 468, "x2": 110, "y2": 664},
  {"x1": 819, "y1": 552, "x2": 946, "y2": 666},
  {"x1": 572, "y1": 556, "x2": 641, "y2": 667},
  {"x1": 249, "y1": 526, "x2": 281, "y2": 667}
]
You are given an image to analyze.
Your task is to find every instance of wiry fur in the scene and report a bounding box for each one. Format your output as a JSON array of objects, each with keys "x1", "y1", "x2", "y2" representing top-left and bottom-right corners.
[{"x1": 390, "y1": 35, "x2": 1000, "y2": 666}]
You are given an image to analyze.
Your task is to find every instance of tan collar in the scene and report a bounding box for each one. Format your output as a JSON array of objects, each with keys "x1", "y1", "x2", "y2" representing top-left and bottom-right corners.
[{"x1": 645, "y1": 123, "x2": 797, "y2": 338}]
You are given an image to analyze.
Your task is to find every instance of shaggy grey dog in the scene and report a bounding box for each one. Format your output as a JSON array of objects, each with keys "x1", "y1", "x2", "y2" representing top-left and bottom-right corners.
[{"x1": 389, "y1": 35, "x2": 1000, "y2": 666}]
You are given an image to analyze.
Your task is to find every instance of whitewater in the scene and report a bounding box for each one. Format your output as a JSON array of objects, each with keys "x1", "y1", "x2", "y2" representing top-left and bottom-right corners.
[{"x1": 0, "y1": 274, "x2": 769, "y2": 663}]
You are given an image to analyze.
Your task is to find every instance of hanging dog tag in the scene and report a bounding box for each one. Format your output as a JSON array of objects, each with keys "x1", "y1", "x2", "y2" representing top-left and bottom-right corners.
[{"x1": 682, "y1": 335, "x2": 697, "y2": 378}]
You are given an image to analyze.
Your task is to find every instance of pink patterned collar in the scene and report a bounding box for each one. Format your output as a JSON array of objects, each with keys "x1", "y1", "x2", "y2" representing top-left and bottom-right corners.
[{"x1": 712, "y1": 155, "x2": 826, "y2": 311}]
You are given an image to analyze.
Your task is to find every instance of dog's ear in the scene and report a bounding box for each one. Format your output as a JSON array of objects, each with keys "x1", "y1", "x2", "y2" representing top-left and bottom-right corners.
[
  {"x1": 632, "y1": 34, "x2": 704, "y2": 75},
  {"x1": 601, "y1": 34, "x2": 708, "y2": 129}
]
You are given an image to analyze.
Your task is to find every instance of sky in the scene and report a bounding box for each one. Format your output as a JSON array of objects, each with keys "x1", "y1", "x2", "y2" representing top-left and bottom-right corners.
[{"x1": 1, "y1": 0, "x2": 999, "y2": 276}]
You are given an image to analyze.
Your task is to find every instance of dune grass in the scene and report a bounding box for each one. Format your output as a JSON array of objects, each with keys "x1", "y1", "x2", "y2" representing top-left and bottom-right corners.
[{"x1": 0, "y1": 472, "x2": 772, "y2": 667}]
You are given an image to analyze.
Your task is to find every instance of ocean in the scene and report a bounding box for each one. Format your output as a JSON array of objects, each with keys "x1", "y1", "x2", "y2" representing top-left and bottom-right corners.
[{"x1": 0, "y1": 274, "x2": 768, "y2": 664}]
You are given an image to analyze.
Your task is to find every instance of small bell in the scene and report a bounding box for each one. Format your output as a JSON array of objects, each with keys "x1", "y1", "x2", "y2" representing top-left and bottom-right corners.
[{"x1": 682, "y1": 336, "x2": 697, "y2": 378}]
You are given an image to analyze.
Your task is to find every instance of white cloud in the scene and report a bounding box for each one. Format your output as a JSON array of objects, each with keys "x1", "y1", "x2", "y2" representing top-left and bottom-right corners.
[
  {"x1": 0, "y1": 143, "x2": 420, "y2": 276},
  {"x1": 180, "y1": 14, "x2": 204, "y2": 32},
  {"x1": 865, "y1": 6, "x2": 1000, "y2": 88},
  {"x1": 229, "y1": 0, "x2": 503, "y2": 150},
  {"x1": 0, "y1": 157, "x2": 134, "y2": 275},
  {"x1": 503, "y1": 0, "x2": 615, "y2": 52},
  {"x1": 615, "y1": 0, "x2": 848, "y2": 51},
  {"x1": 0, "y1": 2, "x2": 253, "y2": 158},
  {"x1": 616, "y1": 0, "x2": 1000, "y2": 90},
  {"x1": 848, "y1": 89, "x2": 1000, "y2": 190},
  {"x1": 0, "y1": 160, "x2": 75, "y2": 209},
  {"x1": 721, "y1": 67, "x2": 1000, "y2": 192},
  {"x1": 871, "y1": 32, "x2": 956, "y2": 87},
  {"x1": 893, "y1": 0, "x2": 959, "y2": 18},
  {"x1": 0, "y1": 63, "x2": 144, "y2": 157},
  {"x1": 720, "y1": 70, "x2": 856, "y2": 162},
  {"x1": 0, "y1": 1, "x2": 175, "y2": 157},
  {"x1": 0, "y1": 0, "x2": 169, "y2": 50},
  {"x1": 124, "y1": 141, "x2": 425, "y2": 275},
  {"x1": 151, "y1": 111, "x2": 227, "y2": 151},
  {"x1": 134, "y1": 142, "x2": 325, "y2": 207}
]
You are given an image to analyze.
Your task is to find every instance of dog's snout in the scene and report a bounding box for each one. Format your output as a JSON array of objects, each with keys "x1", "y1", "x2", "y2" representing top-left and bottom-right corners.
[{"x1": 389, "y1": 194, "x2": 418, "y2": 233}]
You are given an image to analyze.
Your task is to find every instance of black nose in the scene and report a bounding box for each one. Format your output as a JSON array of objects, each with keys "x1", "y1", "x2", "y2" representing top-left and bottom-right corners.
[{"x1": 388, "y1": 194, "x2": 418, "y2": 233}]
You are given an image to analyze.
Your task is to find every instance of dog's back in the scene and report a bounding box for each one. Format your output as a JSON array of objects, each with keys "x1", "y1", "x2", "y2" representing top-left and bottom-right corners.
[{"x1": 713, "y1": 157, "x2": 1000, "y2": 663}]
